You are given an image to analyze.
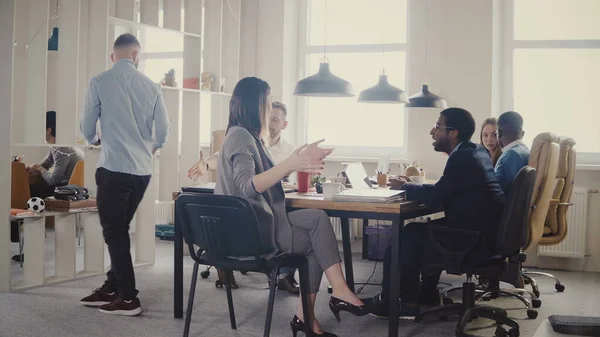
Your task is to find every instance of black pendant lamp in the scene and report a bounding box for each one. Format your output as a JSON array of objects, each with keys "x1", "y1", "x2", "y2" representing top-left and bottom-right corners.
[
  {"x1": 407, "y1": 0, "x2": 448, "y2": 108},
  {"x1": 406, "y1": 84, "x2": 447, "y2": 108},
  {"x1": 294, "y1": 59, "x2": 354, "y2": 97},
  {"x1": 358, "y1": 72, "x2": 409, "y2": 104},
  {"x1": 294, "y1": 0, "x2": 354, "y2": 97}
]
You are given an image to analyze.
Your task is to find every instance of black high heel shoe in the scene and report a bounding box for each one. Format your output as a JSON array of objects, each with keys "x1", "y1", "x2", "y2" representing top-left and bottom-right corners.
[
  {"x1": 290, "y1": 315, "x2": 337, "y2": 337},
  {"x1": 328, "y1": 297, "x2": 368, "y2": 323}
]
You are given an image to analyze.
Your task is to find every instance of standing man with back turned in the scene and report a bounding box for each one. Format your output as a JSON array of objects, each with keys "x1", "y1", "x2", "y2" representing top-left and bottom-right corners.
[{"x1": 79, "y1": 33, "x2": 171, "y2": 316}]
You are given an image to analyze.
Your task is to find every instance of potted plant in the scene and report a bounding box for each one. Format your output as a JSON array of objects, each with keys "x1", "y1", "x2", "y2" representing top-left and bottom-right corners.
[
  {"x1": 163, "y1": 68, "x2": 177, "y2": 87},
  {"x1": 311, "y1": 174, "x2": 326, "y2": 194}
]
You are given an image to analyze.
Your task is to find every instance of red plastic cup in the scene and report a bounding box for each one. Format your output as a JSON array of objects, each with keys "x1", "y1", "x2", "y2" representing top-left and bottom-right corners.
[{"x1": 297, "y1": 172, "x2": 310, "y2": 193}]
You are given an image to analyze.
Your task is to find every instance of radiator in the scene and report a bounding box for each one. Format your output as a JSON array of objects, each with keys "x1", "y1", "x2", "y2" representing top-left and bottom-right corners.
[
  {"x1": 538, "y1": 187, "x2": 589, "y2": 258},
  {"x1": 156, "y1": 200, "x2": 175, "y2": 224}
]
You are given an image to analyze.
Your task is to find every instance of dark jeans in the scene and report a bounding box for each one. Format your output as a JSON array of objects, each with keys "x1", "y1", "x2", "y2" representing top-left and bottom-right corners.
[
  {"x1": 381, "y1": 220, "x2": 446, "y2": 304},
  {"x1": 96, "y1": 167, "x2": 150, "y2": 300}
]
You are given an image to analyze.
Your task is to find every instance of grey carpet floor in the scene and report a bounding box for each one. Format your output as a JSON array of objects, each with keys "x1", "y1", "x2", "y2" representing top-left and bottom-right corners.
[{"x1": 2, "y1": 232, "x2": 599, "y2": 337}]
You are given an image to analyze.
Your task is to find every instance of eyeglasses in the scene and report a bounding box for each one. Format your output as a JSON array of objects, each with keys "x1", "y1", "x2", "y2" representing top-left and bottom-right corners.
[{"x1": 433, "y1": 123, "x2": 455, "y2": 131}]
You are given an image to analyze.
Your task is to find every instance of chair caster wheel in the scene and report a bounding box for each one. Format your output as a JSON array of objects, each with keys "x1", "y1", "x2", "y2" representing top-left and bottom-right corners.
[
  {"x1": 442, "y1": 297, "x2": 453, "y2": 305},
  {"x1": 555, "y1": 284, "x2": 565, "y2": 292},
  {"x1": 527, "y1": 309, "x2": 538, "y2": 319},
  {"x1": 524, "y1": 279, "x2": 530, "y2": 285},
  {"x1": 327, "y1": 285, "x2": 333, "y2": 294},
  {"x1": 241, "y1": 271, "x2": 248, "y2": 275},
  {"x1": 532, "y1": 299, "x2": 541, "y2": 308},
  {"x1": 495, "y1": 326, "x2": 520, "y2": 337},
  {"x1": 215, "y1": 280, "x2": 223, "y2": 288},
  {"x1": 200, "y1": 270, "x2": 210, "y2": 279}
]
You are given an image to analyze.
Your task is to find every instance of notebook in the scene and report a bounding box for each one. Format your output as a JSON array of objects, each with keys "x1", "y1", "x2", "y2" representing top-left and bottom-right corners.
[
  {"x1": 332, "y1": 188, "x2": 405, "y2": 203},
  {"x1": 10, "y1": 208, "x2": 36, "y2": 217}
]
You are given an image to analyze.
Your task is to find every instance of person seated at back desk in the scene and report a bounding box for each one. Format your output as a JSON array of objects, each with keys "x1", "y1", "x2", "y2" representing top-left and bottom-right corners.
[
  {"x1": 28, "y1": 111, "x2": 84, "y2": 199},
  {"x1": 495, "y1": 111, "x2": 530, "y2": 192},
  {"x1": 363, "y1": 107, "x2": 506, "y2": 318}
]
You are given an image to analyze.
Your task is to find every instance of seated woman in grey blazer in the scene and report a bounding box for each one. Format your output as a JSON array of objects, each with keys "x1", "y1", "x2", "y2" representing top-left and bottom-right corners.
[{"x1": 215, "y1": 77, "x2": 367, "y2": 336}]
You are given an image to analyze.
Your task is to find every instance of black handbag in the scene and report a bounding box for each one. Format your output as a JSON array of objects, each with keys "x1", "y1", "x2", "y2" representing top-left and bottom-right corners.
[{"x1": 54, "y1": 184, "x2": 89, "y2": 201}]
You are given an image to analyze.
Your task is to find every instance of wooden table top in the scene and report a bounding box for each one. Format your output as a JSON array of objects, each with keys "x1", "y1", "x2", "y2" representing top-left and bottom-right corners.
[
  {"x1": 285, "y1": 192, "x2": 420, "y2": 214},
  {"x1": 174, "y1": 189, "x2": 421, "y2": 215}
]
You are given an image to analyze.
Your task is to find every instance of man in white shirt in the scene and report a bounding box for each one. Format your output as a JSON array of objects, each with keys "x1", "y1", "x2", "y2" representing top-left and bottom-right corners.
[{"x1": 267, "y1": 101, "x2": 295, "y2": 164}]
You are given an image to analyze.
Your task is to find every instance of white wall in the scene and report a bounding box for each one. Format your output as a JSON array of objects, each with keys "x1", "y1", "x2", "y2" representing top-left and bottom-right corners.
[
  {"x1": 240, "y1": 0, "x2": 299, "y2": 145},
  {"x1": 1, "y1": 0, "x2": 16, "y2": 291}
]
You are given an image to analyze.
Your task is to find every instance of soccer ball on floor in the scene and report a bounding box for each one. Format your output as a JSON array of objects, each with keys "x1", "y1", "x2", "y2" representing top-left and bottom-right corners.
[{"x1": 26, "y1": 197, "x2": 45, "y2": 213}]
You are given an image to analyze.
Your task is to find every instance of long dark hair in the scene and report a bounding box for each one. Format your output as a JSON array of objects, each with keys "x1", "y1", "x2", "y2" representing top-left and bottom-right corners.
[{"x1": 227, "y1": 77, "x2": 271, "y2": 139}]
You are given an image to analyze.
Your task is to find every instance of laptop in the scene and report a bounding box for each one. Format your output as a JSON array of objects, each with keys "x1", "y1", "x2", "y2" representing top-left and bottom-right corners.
[{"x1": 342, "y1": 162, "x2": 374, "y2": 189}]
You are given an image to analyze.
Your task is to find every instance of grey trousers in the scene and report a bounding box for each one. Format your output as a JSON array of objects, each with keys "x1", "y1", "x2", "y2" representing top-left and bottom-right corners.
[{"x1": 287, "y1": 209, "x2": 341, "y2": 294}]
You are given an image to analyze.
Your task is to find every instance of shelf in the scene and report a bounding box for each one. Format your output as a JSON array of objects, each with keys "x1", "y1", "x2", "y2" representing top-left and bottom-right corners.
[{"x1": 108, "y1": 16, "x2": 201, "y2": 39}]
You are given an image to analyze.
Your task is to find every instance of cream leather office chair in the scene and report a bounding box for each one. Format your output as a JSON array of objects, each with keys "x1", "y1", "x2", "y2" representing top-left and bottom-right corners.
[
  {"x1": 524, "y1": 137, "x2": 575, "y2": 294},
  {"x1": 207, "y1": 130, "x2": 225, "y2": 182},
  {"x1": 521, "y1": 133, "x2": 560, "y2": 297}
]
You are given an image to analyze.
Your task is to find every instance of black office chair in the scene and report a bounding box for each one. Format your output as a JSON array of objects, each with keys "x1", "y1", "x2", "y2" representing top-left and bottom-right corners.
[
  {"x1": 175, "y1": 193, "x2": 313, "y2": 337},
  {"x1": 415, "y1": 166, "x2": 537, "y2": 337}
]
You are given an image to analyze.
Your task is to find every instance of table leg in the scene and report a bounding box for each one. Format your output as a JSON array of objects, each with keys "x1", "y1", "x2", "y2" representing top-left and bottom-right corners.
[
  {"x1": 388, "y1": 217, "x2": 402, "y2": 337},
  {"x1": 340, "y1": 218, "x2": 355, "y2": 292},
  {"x1": 174, "y1": 211, "x2": 184, "y2": 319},
  {"x1": 362, "y1": 219, "x2": 369, "y2": 260}
]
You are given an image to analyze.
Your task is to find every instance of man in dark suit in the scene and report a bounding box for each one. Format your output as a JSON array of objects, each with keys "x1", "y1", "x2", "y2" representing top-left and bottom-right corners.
[{"x1": 364, "y1": 108, "x2": 505, "y2": 318}]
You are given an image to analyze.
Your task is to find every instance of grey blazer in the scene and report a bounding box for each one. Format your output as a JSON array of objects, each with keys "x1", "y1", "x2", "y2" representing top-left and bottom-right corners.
[{"x1": 214, "y1": 126, "x2": 293, "y2": 257}]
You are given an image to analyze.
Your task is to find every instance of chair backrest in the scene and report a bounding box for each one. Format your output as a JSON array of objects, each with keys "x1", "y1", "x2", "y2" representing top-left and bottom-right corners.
[
  {"x1": 175, "y1": 193, "x2": 273, "y2": 261},
  {"x1": 495, "y1": 166, "x2": 536, "y2": 257},
  {"x1": 68, "y1": 160, "x2": 85, "y2": 186},
  {"x1": 524, "y1": 133, "x2": 560, "y2": 251},
  {"x1": 11, "y1": 162, "x2": 31, "y2": 209},
  {"x1": 208, "y1": 130, "x2": 226, "y2": 182},
  {"x1": 544, "y1": 137, "x2": 576, "y2": 239}
]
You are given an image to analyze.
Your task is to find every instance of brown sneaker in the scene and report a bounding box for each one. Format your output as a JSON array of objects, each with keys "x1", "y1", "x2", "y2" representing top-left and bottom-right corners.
[
  {"x1": 98, "y1": 298, "x2": 143, "y2": 316},
  {"x1": 80, "y1": 287, "x2": 119, "y2": 307},
  {"x1": 277, "y1": 275, "x2": 300, "y2": 295}
]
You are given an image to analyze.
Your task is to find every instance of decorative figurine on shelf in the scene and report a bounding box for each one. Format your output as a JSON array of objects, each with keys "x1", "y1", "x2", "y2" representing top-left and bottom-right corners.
[
  {"x1": 163, "y1": 68, "x2": 177, "y2": 87},
  {"x1": 201, "y1": 72, "x2": 214, "y2": 91}
]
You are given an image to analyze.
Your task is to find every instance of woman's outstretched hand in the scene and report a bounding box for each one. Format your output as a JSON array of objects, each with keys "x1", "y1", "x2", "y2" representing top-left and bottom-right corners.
[
  {"x1": 282, "y1": 140, "x2": 333, "y2": 174},
  {"x1": 302, "y1": 139, "x2": 333, "y2": 161},
  {"x1": 188, "y1": 151, "x2": 207, "y2": 181}
]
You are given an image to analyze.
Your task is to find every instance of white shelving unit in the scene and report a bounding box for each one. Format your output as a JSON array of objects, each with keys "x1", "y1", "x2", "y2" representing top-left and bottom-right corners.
[{"x1": 3, "y1": 0, "x2": 241, "y2": 292}]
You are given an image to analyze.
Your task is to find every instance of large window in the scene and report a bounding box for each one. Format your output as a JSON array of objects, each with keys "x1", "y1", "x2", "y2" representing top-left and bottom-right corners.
[
  {"x1": 299, "y1": 0, "x2": 408, "y2": 157},
  {"x1": 506, "y1": 0, "x2": 600, "y2": 163}
]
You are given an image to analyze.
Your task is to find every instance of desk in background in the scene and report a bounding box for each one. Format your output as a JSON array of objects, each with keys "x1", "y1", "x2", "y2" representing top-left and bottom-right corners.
[{"x1": 172, "y1": 186, "x2": 434, "y2": 337}]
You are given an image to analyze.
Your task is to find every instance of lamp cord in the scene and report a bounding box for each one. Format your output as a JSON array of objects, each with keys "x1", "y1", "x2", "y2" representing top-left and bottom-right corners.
[
  {"x1": 424, "y1": 0, "x2": 429, "y2": 85},
  {"x1": 323, "y1": 0, "x2": 328, "y2": 62}
]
